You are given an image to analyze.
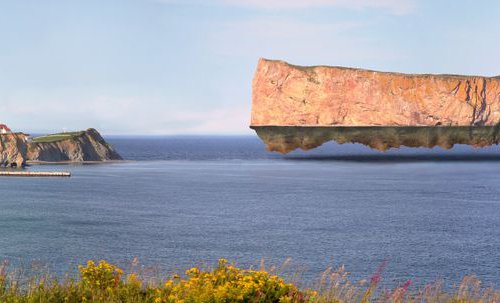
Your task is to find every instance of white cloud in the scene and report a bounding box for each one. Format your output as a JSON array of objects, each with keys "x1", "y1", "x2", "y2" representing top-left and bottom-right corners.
[
  {"x1": 153, "y1": 0, "x2": 415, "y2": 15},
  {"x1": 1, "y1": 93, "x2": 251, "y2": 135},
  {"x1": 223, "y1": 0, "x2": 415, "y2": 15}
]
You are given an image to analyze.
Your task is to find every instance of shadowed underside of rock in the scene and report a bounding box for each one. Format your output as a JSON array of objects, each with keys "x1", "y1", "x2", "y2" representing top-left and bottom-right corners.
[
  {"x1": 250, "y1": 59, "x2": 500, "y2": 153},
  {"x1": 253, "y1": 126, "x2": 500, "y2": 153}
]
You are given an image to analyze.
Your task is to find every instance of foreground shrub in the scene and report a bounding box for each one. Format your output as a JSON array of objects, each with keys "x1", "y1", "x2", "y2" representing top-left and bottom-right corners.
[
  {"x1": 154, "y1": 258, "x2": 304, "y2": 303},
  {"x1": 79, "y1": 260, "x2": 124, "y2": 290},
  {"x1": 0, "y1": 259, "x2": 498, "y2": 303}
]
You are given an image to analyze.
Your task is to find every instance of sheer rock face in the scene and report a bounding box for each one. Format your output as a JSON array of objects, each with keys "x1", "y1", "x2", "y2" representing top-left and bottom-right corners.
[
  {"x1": 251, "y1": 59, "x2": 500, "y2": 127},
  {"x1": 0, "y1": 129, "x2": 122, "y2": 167},
  {"x1": 0, "y1": 133, "x2": 29, "y2": 167}
]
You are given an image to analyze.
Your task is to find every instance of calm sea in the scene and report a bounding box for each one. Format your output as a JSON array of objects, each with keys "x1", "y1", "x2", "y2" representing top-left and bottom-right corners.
[{"x1": 0, "y1": 136, "x2": 499, "y2": 286}]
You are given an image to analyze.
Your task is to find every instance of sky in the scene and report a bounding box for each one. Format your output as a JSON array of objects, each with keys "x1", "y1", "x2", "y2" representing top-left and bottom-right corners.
[{"x1": 1, "y1": 0, "x2": 500, "y2": 135}]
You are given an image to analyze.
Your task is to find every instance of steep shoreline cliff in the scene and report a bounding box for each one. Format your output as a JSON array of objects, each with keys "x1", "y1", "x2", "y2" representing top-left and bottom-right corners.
[
  {"x1": 0, "y1": 129, "x2": 122, "y2": 167},
  {"x1": 251, "y1": 59, "x2": 500, "y2": 153},
  {"x1": 27, "y1": 128, "x2": 122, "y2": 163},
  {"x1": 0, "y1": 133, "x2": 29, "y2": 167}
]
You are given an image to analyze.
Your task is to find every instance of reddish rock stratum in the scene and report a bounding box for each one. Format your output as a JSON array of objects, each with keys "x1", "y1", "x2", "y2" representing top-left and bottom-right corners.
[{"x1": 251, "y1": 59, "x2": 500, "y2": 127}]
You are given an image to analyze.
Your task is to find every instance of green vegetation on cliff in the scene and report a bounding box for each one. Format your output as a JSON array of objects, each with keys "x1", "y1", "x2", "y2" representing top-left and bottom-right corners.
[
  {"x1": 0, "y1": 259, "x2": 498, "y2": 303},
  {"x1": 32, "y1": 131, "x2": 85, "y2": 143}
]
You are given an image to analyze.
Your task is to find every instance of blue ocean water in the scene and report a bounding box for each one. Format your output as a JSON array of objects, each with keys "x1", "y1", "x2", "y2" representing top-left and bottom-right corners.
[{"x1": 0, "y1": 136, "x2": 499, "y2": 287}]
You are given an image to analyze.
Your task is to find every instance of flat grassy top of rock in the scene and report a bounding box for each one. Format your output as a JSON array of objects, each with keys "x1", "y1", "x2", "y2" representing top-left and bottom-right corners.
[{"x1": 32, "y1": 131, "x2": 85, "y2": 143}]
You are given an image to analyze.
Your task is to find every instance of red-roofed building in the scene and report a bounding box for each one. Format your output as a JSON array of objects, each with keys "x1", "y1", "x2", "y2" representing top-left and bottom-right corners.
[{"x1": 0, "y1": 124, "x2": 12, "y2": 134}]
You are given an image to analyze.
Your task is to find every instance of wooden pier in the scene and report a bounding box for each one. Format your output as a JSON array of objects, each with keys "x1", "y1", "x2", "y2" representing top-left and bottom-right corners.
[{"x1": 0, "y1": 171, "x2": 71, "y2": 177}]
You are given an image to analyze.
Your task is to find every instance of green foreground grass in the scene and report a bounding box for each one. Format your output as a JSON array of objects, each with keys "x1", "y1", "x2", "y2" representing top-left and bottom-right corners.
[
  {"x1": 0, "y1": 259, "x2": 498, "y2": 303},
  {"x1": 32, "y1": 132, "x2": 84, "y2": 143}
]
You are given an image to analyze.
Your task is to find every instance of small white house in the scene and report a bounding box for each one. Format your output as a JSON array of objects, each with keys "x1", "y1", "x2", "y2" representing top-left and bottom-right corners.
[{"x1": 0, "y1": 123, "x2": 12, "y2": 134}]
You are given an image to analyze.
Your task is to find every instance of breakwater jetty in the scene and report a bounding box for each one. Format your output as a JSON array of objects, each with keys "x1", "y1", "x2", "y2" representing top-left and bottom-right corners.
[{"x1": 0, "y1": 171, "x2": 71, "y2": 177}]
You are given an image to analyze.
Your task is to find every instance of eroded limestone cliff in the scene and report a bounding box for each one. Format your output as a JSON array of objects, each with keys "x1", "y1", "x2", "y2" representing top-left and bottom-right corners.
[
  {"x1": 251, "y1": 59, "x2": 500, "y2": 152},
  {"x1": 0, "y1": 129, "x2": 122, "y2": 167}
]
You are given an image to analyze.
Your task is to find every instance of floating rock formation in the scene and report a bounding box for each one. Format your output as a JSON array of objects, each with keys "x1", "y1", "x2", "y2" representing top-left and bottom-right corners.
[
  {"x1": 0, "y1": 128, "x2": 122, "y2": 167},
  {"x1": 251, "y1": 59, "x2": 500, "y2": 152}
]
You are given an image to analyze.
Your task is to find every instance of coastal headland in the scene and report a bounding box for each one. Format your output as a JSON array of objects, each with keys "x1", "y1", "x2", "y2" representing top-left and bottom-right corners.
[
  {"x1": 0, "y1": 128, "x2": 122, "y2": 167},
  {"x1": 251, "y1": 59, "x2": 500, "y2": 153}
]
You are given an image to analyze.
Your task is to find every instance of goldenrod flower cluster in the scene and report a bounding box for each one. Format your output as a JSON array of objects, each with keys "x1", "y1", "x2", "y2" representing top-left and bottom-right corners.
[
  {"x1": 78, "y1": 260, "x2": 124, "y2": 291},
  {"x1": 154, "y1": 259, "x2": 304, "y2": 303}
]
